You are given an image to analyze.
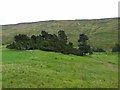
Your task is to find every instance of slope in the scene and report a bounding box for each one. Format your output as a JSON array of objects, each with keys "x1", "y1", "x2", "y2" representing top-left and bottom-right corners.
[
  {"x1": 2, "y1": 47, "x2": 118, "y2": 88},
  {"x1": 2, "y1": 18, "x2": 118, "y2": 50}
]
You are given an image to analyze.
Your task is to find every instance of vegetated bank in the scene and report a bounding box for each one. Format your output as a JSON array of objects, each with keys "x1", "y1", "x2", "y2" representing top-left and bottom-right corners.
[
  {"x1": 6, "y1": 30, "x2": 92, "y2": 56},
  {"x1": 2, "y1": 18, "x2": 118, "y2": 50}
]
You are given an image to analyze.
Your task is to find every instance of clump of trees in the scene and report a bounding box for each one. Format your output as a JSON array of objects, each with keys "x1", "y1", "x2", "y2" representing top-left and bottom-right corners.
[
  {"x1": 112, "y1": 43, "x2": 120, "y2": 52},
  {"x1": 6, "y1": 30, "x2": 92, "y2": 56}
]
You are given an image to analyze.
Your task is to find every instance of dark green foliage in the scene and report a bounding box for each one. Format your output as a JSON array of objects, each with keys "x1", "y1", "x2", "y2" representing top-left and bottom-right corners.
[
  {"x1": 78, "y1": 34, "x2": 92, "y2": 55},
  {"x1": 6, "y1": 31, "x2": 92, "y2": 56},
  {"x1": 92, "y1": 47, "x2": 106, "y2": 52},
  {"x1": 7, "y1": 34, "x2": 31, "y2": 50},
  {"x1": 78, "y1": 34, "x2": 88, "y2": 42},
  {"x1": 6, "y1": 42, "x2": 16, "y2": 49},
  {"x1": 14, "y1": 34, "x2": 30, "y2": 42},
  {"x1": 112, "y1": 43, "x2": 120, "y2": 52},
  {"x1": 58, "y1": 30, "x2": 67, "y2": 44},
  {"x1": 68, "y1": 42, "x2": 73, "y2": 48}
]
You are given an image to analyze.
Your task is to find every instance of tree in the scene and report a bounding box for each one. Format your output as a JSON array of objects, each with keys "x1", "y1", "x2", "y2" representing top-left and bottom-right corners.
[
  {"x1": 31, "y1": 35, "x2": 37, "y2": 43},
  {"x1": 58, "y1": 30, "x2": 67, "y2": 44},
  {"x1": 41, "y1": 31, "x2": 49, "y2": 39},
  {"x1": 14, "y1": 34, "x2": 30, "y2": 42},
  {"x1": 12, "y1": 34, "x2": 31, "y2": 50},
  {"x1": 78, "y1": 34, "x2": 88, "y2": 43},
  {"x1": 78, "y1": 34, "x2": 92, "y2": 55}
]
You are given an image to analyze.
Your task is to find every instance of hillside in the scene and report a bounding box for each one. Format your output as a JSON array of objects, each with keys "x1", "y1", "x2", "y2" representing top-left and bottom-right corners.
[
  {"x1": 2, "y1": 46, "x2": 118, "y2": 88},
  {"x1": 2, "y1": 18, "x2": 118, "y2": 50}
]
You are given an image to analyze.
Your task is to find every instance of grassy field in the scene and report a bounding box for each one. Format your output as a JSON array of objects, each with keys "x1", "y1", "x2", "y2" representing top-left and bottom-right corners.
[
  {"x1": 2, "y1": 18, "x2": 118, "y2": 50},
  {"x1": 2, "y1": 46, "x2": 118, "y2": 88},
  {"x1": 0, "y1": 46, "x2": 2, "y2": 89}
]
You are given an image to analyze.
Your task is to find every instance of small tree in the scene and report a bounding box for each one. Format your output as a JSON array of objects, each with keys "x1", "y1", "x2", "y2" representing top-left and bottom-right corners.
[
  {"x1": 78, "y1": 34, "x2": 92, "y2": 55},
  {"x1": 41, "y1": 31, "x2": 49, "y2": 39},
  {"x1": 13, "y1": 34, "x2": 30, "y2": 50},
  {"x1": 58, "y1": 30, "x2": 67, "y2": 44},
  {"x1": 31, "y1": 35, "x2": 37, "y2": 42}
]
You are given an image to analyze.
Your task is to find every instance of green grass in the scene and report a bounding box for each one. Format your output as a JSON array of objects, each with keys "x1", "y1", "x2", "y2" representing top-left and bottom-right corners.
[
  {"x1": 2, "y1": 18, "x2": 118, "y2": 50},
  {"x1": 0, "y1": 46, "x2": 2, "y2": 89},
  {"x1": 2, "y1": 46, "x2": 118, "y2": 88}
]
